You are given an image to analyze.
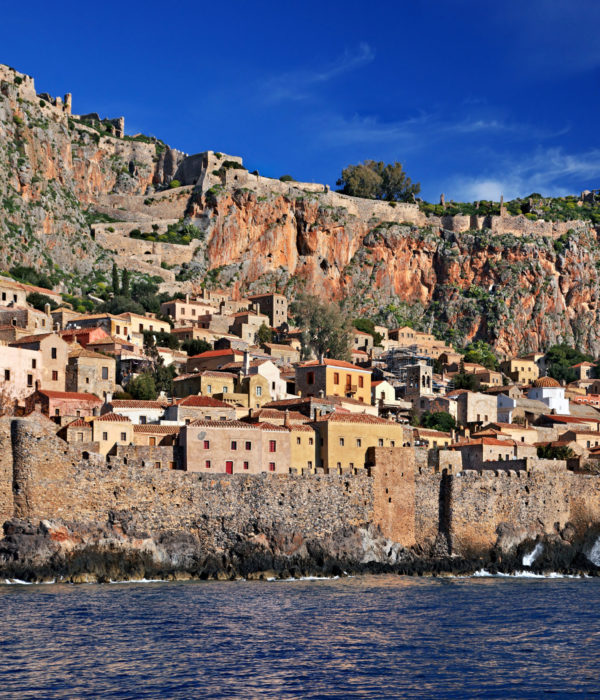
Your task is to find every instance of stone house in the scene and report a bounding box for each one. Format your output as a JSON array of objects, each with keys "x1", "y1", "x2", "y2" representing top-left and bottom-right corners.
[
  {"x1": 0, "y1": 305, "x2": 54, "y2": 334},
  {"x1": 51, "y1": 308, "x2": 84, "y2": 331},
  {"x1": 419, "y1": 395, "x2": 458, "y2": 421},
  {"x1": 172, "y1": 370, "x2": 236, "y2": 399},
  {"x1": 448, "y1": 390, "x2": 497, "y2": 427},
  {"x1": 413, "y1": 428, "x2": 452, "y2": 449},
  {"x1": 449, "y1": 437, "x2": 537, "y2": 470},
  {"x1": 0, "y1": 344, "x2": 42, "y2": 405},
  {"x1": 10, "y1": 333, "x2": 69, "y2": 392},
  {"x1": 60, "y1": 417, "x2": 94, "y2": 445},
  {"x1": 311, "y1": 412, "x2": 405, "y2": 473},
  {"x1": 352, "y1": 330, "x2": 374, "y2": 353},
  {"x1": 500, "y1": 358, "x2": 540, "y2": 385},
  {"x1": 103, "y1": 399, "x2": 166, "y2": 424},
  {"x1": 186, "y1": 349, "x2": 245, "y2": 372},
  {"x1": 159, "y1": 297, "x2": 218, "y2": 326},
  {"x1": 221, "y1": 358, "x2": 289, "y2": 402},
  {"x1": 118, "y1": 312, "x2": 171, "y2": 346},
  {"x1": 59, "y1": 326, "x2": 111, "y2": 347},
  {"x1": 66, "y1": 347, "x2": 116, "y2": 397},
  {"x1": 472, "y1": 369, "x2": 503, "y2": 388},
  {"x1": 132, "y1": 424, "x2": 181, "y2": 447},
  {"x1": 295, "y1": 358, "x2": 372, "y2": 405},
  {"x1": 262, "y1": 343, "x2": 300, "y2": 365},
  {"x1": 289, "y1": 423, "x2": 317, "y2": 473},
  {"x1": 230, "y1": 310, "x2": 270, "y2": 344},
  {"x1": 180, "y1": 420, "x2": 290, "y2": 474},
  {"x1": 570, "y1": 362, "x2": 595, "y2": 381},
  {"x1": 91, "y1": 412, "x2": 134, "y2": 455},
  {"x1": 403, "y1": 363, "x2": 433, "y2": 408},
  {"x1": 247, "y1": 293, "x2": 288, "y2": 328},
  {"x1": 559, "y1": 429, "x2": 600, "y2": 451},
  {"x1": 170, "y1": 325, "x2": 216, "y2": 346},
  {"x1": 164, "y1": 395, "x2": 236, "y2": 424},
  {"x1": 25, "y1": 389, "x2": 102, "y2": 420},
  {"x1": 481, "y1": 422, "x2": 539, "y2": 445},
  {"x1": 0, "y1": 278, "x2": 27, "y2": 306}
]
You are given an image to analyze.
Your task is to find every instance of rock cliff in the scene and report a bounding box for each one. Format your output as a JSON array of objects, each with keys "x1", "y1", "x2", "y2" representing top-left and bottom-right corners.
[{"x1": 2, "y1": 63, "x2": 600, "y2": 355}]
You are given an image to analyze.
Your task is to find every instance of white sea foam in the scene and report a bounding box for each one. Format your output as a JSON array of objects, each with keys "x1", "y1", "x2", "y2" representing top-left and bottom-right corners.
[
  {"x1": 587, "y1": 536, "x2": 600, "y2": 567},
  {"x1": 471, "y1": 569, "x2": 582, "y2": 579},
  {"x1": 266, "y1": 575, "x2": 341, "y2": 582},
  {"x1": 108, "y1": 578, "x2": 166, "y2": 584},
  {"x1": 522, "y1": 542, "x2": 543, "y2": 567}
]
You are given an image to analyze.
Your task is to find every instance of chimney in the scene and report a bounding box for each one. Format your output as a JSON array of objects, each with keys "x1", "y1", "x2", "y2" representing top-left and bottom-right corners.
[
  {"x1": 185, "y1": 293, "x2": 190, "y2": 304},
  {"x1": 35, "y1": 379, "x2": 41, "y2": 391},
  {"x1": 318, "y1": 352, "x2": 325, "y2": 364},
  {"x1": 464, "y1": 427, "x2": 470, "y2": 439},
  {"x1": 242, "y1": 350, "x2": 250, "y2": 376},
  {"x1": 284, "y1": 409, "x2": 290, "y2": 428},
  {"x1": 451, "y1": 428, "x2": 456, "y2": 443},
  {"x1": 248, "y1": 408, "x2": 253, "y2": 420},
  {"x1": 524, "y1": 417, "x2": 529, "y2": 429},
  {"x1": 93, "y1": 407, "x2": 100, "y2": 417},
  {"x1": 54, "y1": 322, "x2": 60, "y2": 332},
  {"x1": 44, "y1": 303, "x2": 51, "y2": 316}
]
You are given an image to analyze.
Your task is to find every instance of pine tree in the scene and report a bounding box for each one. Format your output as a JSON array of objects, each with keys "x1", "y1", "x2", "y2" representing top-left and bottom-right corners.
[
  {"x1": 121, "y1": 268, "x2": 130, "y2": 297},
  {"x1": 111, "y1": 263, "x2": 120, "y2": 295}
]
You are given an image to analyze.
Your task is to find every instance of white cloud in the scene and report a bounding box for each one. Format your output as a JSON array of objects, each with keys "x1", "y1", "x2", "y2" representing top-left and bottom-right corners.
[{"x1": 262, "y1": 42, "x2": 375, "y2": 103}]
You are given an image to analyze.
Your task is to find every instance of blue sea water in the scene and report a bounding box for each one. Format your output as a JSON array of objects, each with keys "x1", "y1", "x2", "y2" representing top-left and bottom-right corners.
[{"x1": 1, "y1": 574, "x2": 599, "y2": 698}]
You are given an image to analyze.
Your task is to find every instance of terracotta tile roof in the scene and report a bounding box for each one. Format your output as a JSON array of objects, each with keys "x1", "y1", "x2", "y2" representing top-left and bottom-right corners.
[
  {"x1": 255, "y1": 422, "x2": 289, "y2": 432},
  {"x1": 451, "y1": 437, "x2": 518, "y2": 448},
  {"x1": 95, "y1": 412, "x2": 131, "y2": 422},
  {"x1": 299, "y1": 358, "x2": 370, "y2": 371},
  {"x1": 188, "y1": 419, "x2": 260, "y2": 429},
  {"x1": 177, "y1": 396, "x2": 232, "y2": 408},
  {"x1": 189, "y1": 349, "x2": 243, "y2": 359},
  {"x1": 543, "y1": 414, "x2": 597, "y2": 424},
  {"x1": 37, "y1": 390, "x2": 102, "y2": 402},
  {"x1": 289, "y1": 424, "x2": 315, "y2": 432},
  {"x1": 316, "y1": 411, "x2": 395, "y2": 425},
  {"x1": 570, "y1": 362, "x2": 595, "y2": 368},
  {"x1": 248, "y1": 408, "x2": 307, "y2": 422},
  {"x1": 173, "y1": 370, "x2": 237, "y2": 381},
  {"x1": 263, "y1": 343, "x2": 297, "y2": 351},
  {"x1": 133, "y1": 424, "x2": 181, "y2": 434},
  {"x1": 9, "y1": 333, "x2": 54, "y2": 345},
  {"x1": 109, "y1": 400, "x2": 164, "y2": 409},
  {"x1": 66, "y1": 418, "x2": 92, "y2": 428},
  {"x1": 415, "y1": 428, "x2": 452, "y2": 438},
  {"x1": 68, "y1": 347, "x2": 112, "y2": 360}
]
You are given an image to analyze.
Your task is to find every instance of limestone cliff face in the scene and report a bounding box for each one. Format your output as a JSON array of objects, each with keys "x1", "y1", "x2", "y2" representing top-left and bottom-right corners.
[
  {"x1": 0, "y1": 65, "x2": 184, "y2": 276},
  {"x1": 188, "y1": 187, "x2": 600, "y2": 356},
  {"x1": 2, "y1": 63, "x2": 600, "y2": 355}
]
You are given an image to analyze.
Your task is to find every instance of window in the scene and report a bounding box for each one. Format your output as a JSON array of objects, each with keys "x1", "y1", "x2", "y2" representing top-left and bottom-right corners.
[
  {"x1": 85, "y1": 377, "x2": 90, "y2": 384},
  {"x1": 139, "y1": 324, "x2": 143, "y2": 333},
  {"x1": 205, "y1": 416, "x2": 211, "y2": 421},
  {"x1": 3, "y1": 370, "x2": 9, "y2": 381},
  {"x1": 268, "y1": 462, "x2": 275, "y2": 471},
  {"x1": 76, "y1": 410, "x2": 81, "y2": 418},
  {"x1": 231, "y1": 440, "x2": 237, "y2": 450},
  {"x1": 154, "y1": 461, "x2": 161, "y2": 469},
  {"x1": 77, "y1": 432, "x2": 84, "y2": 442},
  {"x1": 391, "y1": 440, "x2": 395, "y2": 447},
  {"x1": 307, "y1": 371, "x2": 314, "y2": 385},
  {"x1": 52, "y1": 370, "x2": 58, "y2": 381},
  {"x1": 339, "y1": 437, "x2": 345, "y2": 446},
  {"x1": 149, "y1": 436, "x2": 157, "y2": 447},
  {"x1": 55, "y1": 408, "x2": 60, "y2": 416},
  {"x1": 102, "y1": 432, "x2": 108, "y2": 441},
  {"x1": 204, "y1": 440, "x2": 210, "y2": 449},
  {"x1": 185, "y1": 419, "x2": 191, "y2": 425},
  {"x1": 269, "y1": 440, "x2": 277, "y2": 453},
  {"x1": 256, "y1": 386, "x2": 262, "y2": 397},
  {"x1": 333, "y1": 372, "x2": 340, "y2": 385},
  {"x1": 205, "y1": 460, "x2": 211, "y2": 469},
  {"x1": 27, "y1": 374, "x2": 33, "y2": 387},
  {"x1": 243, "y1": 461, "x2": 249, "y2": 470},
  {"x1": 140, "y1": 416, "x2": 147, "y2": 425},
  {"x1": 296, "y1": 437, "x2": 301, "y2": 445},
  {"x1": 356, "y1": 438, "x2": 362, "y2": 447},
  {"x1": 378, "y1": 438, "x2": 384, "y2": 447},
  {"x1": 102, "y1": 367, "x2": 109, "y2": 380},
  {"x1": 32, "y1": 359, "x2": 36, "y2": 369},
  {"x1": 337, "y1": 462, "x2": 341, "y2": 469},
  {"x1": 207, "y1": 384, "x2": 212, "y2": 393},
  {"x1": 120, "y1": 432, "x2": 127, "y2": 441},
  {"x1": 0, "y1": 293, "x2": 4, "y2": 301},
  {"x1": 222, "y1": 386, "x2": 228, "y2": 394},
  {"x1": 308, "y1": 461, "x2": 313, "y2": 469},
  {"x1": 309, "y1": 437, "x2": 314, "y2": 446},
  {"x1": 116, "y1": 325, "x2": 121, "y2": 334},
  {"x1": 245, "y1": 441, "x2": 252, "y2": 450},
  {"x1": 350, "y1": 462, "x2": 354, "y2": 469},
  {"x1": 358, "y1": 376, "x2": 364, "y2": 388}
]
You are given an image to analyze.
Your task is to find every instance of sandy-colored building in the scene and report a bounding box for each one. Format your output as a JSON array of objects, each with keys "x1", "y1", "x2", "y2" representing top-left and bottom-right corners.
[
  {"x1": 352, "y1": 330, "x2": 374, "y2": 353},
  {"x1": 289, "y1": 423, "x2": 317, "y2": 473},
  {"x1": 0, "y1": 344, "x2": 42, "y2": 406},
  {"x1": 262, "y1": 343, "x2": 300, "y2": 364},
  {"x1": 0, "y1": 278, "x2": 27, "y2": 307},
  {"x1": 160, "y1": 297, "x2": 218, "y2": 325},
  {"x1": 450, "y1": 437, "x2": 537, "y2": 469},
  {"x1": 413, "y1": 428, "x2": 452, "y2": 449},
  {"x1": 10, "y1": 333, "x2": 69, "y2": 391},
  {"x1": 132, "y1": 424, "x2": 181, "y2": 448},
  {"x1": 165, "y1": 395, "x2": 236, "y2": 423},
  {"x1": 186, "y1": 349, "x2": 245, "y2": 372},
  {"x1": 295, "y1": 358, "x2": 372, "y2": 404},
  {"x1": 0, "y1": 306, "x2": 53, "y2": 333},
  {"x1": 172, "y1": 370, "x2": 236, "y2": 399},
  {"x1": 180, "y1": 420, "x2": 290, "y2": 474},
  {"x1": 312, "y1": 412, "x2": 405, "y2": 472},
  {"x1": 500, "y1": 358, "x2": 540, "y2": 385},
  {"x1": 103, "y1": 399, "x2": 166, "y2": 424},
  {"x1": 66, "y1": 347, "x2": 116, "y2": 398},
  {"x1": 448, "y1": 390, "x2": 497, "y2": 427},
  {"x1": 25, "y1": 389, "x2": 102, "y2": 420},
  {"x1": 230, "y1": 310, "x2": 270, "y2": 344},
  {"x1": 91, "y1": 412, "x2": 134, "y2": 455},
  {"x1": 247, "y1": 293, "x2": 288, "y2": 328}
]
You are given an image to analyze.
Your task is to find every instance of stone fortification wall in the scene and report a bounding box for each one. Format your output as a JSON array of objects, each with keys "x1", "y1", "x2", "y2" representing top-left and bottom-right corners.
[
  {"x1": 96, "y1": 187, "x2": 193, "y2": 221},
  {"x1": 0, "y1": 418, "x2": 14, "y2": 524}
]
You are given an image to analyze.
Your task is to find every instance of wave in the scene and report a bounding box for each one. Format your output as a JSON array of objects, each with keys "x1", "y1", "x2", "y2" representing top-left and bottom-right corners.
[
  {"x1": 471, "y1": 569, "x2": 585, "y2": 579},
  {"x1": 522, "y1": 542, "x2": 543, "y2": 567},
  {"x1": 266, "y1": 575, "x2": 341, "y2": 582},
  {"x1": 2, "y1": 579, "x2": 56, "y2": 585}
]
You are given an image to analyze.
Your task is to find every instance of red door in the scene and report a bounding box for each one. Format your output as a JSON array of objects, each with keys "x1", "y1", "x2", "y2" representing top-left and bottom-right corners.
[{"x1": 225, "y1": 461, "x2": 233, "y2": 474}]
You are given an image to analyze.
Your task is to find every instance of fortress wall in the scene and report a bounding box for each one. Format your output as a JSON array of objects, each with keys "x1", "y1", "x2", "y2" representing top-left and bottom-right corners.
[
  {"x1": 93, "y1": 229, "x2": 197, "y2": 271},
  {"x1": 447, "y1": 463, "x2": 573, "y2": 556},
  {"x1": 0, "y1": 418, "x2": 13, "y2": 524}
]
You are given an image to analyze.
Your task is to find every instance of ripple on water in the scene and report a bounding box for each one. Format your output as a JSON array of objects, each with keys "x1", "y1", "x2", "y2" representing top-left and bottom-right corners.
[{"x1": 0, "y1": 575, "x2": 599, "y2": 698}]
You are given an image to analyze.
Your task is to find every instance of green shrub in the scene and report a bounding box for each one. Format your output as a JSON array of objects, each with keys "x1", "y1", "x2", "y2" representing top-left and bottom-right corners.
[
  {"x1": 279, "y1": 175, "x2": 294, "y2": 182},
  {"x1": 169, "y1": 179, "x2": 181, "y2": 188}
]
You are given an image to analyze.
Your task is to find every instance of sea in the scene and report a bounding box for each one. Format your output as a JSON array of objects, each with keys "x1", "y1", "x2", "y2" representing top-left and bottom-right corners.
[{"x1": 1, "y1": 574, "x2": 599, "y2": 699}]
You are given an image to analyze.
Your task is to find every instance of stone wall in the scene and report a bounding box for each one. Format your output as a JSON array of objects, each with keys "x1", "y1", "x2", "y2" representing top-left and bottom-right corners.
[
  {"x1": 93, "y1": 226, "x2": 201, "y2": 267},
  {"x1": 0, "y1": 418, "x2": 13, "y2": 524}
]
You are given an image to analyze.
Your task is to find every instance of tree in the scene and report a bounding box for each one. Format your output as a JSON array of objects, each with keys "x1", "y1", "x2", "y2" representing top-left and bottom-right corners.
[
  {"x1": 181, "y1": 339, "x2": 212, "y2": 356},
  {"x1": 279, "y1": 175, "x2": 294, "y2": 182},
  {"x1": 546, "y1": 344, "x2": 593, "y2": 384},
  {"x1": 421, "y1": 411, "x2": 456, "y2": 433},
  {"x1": 453, "y1": 358, "x2": 481, "y2": 391},
  {"x1": 143, "y1": 330, "x2": 179, "y2": 350},
  {"x1": 255, "y1": 323, "x2": 273, "y2": 346},
  {"x1": 101, "y1": 295, "x2": 145, "y2": 316},
  {"x1": 121, "y1": 268, "x2": 131, "y2": 297},
  {"x1": 336, "y1": 160, "x2": 420, "y2": 202},
  {"x1": 352, "y1": 318, "x2": 383, "y2": 346},
  {"x1": 463, "y1": 340, "x2": 498, "y2": 370},
  {"x1": 127, "y1": 373, "x2": 157, "y2": 400},
  {"x1": 537, "y1": 444, "x2": 575, "y2": 460},
  {"x1": 26, "y1": 292, "x2": 58, "y2": 311},
  {"x1": 291, "y1": 295, "x2": 352, "y2": 361},
  {"x1": 111, "y1": 263, "x2": 120, "y2": 296}
]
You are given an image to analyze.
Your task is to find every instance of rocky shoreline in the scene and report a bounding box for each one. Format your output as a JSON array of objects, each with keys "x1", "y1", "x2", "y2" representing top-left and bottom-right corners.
[{"x1": 1, "y1": 518, "x2": 598, "y2": 584}]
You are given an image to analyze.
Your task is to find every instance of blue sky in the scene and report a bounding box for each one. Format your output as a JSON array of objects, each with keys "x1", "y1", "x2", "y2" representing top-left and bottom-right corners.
[{"x1": 2, "y1": 1, "x2": 600, "y2": 201}]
